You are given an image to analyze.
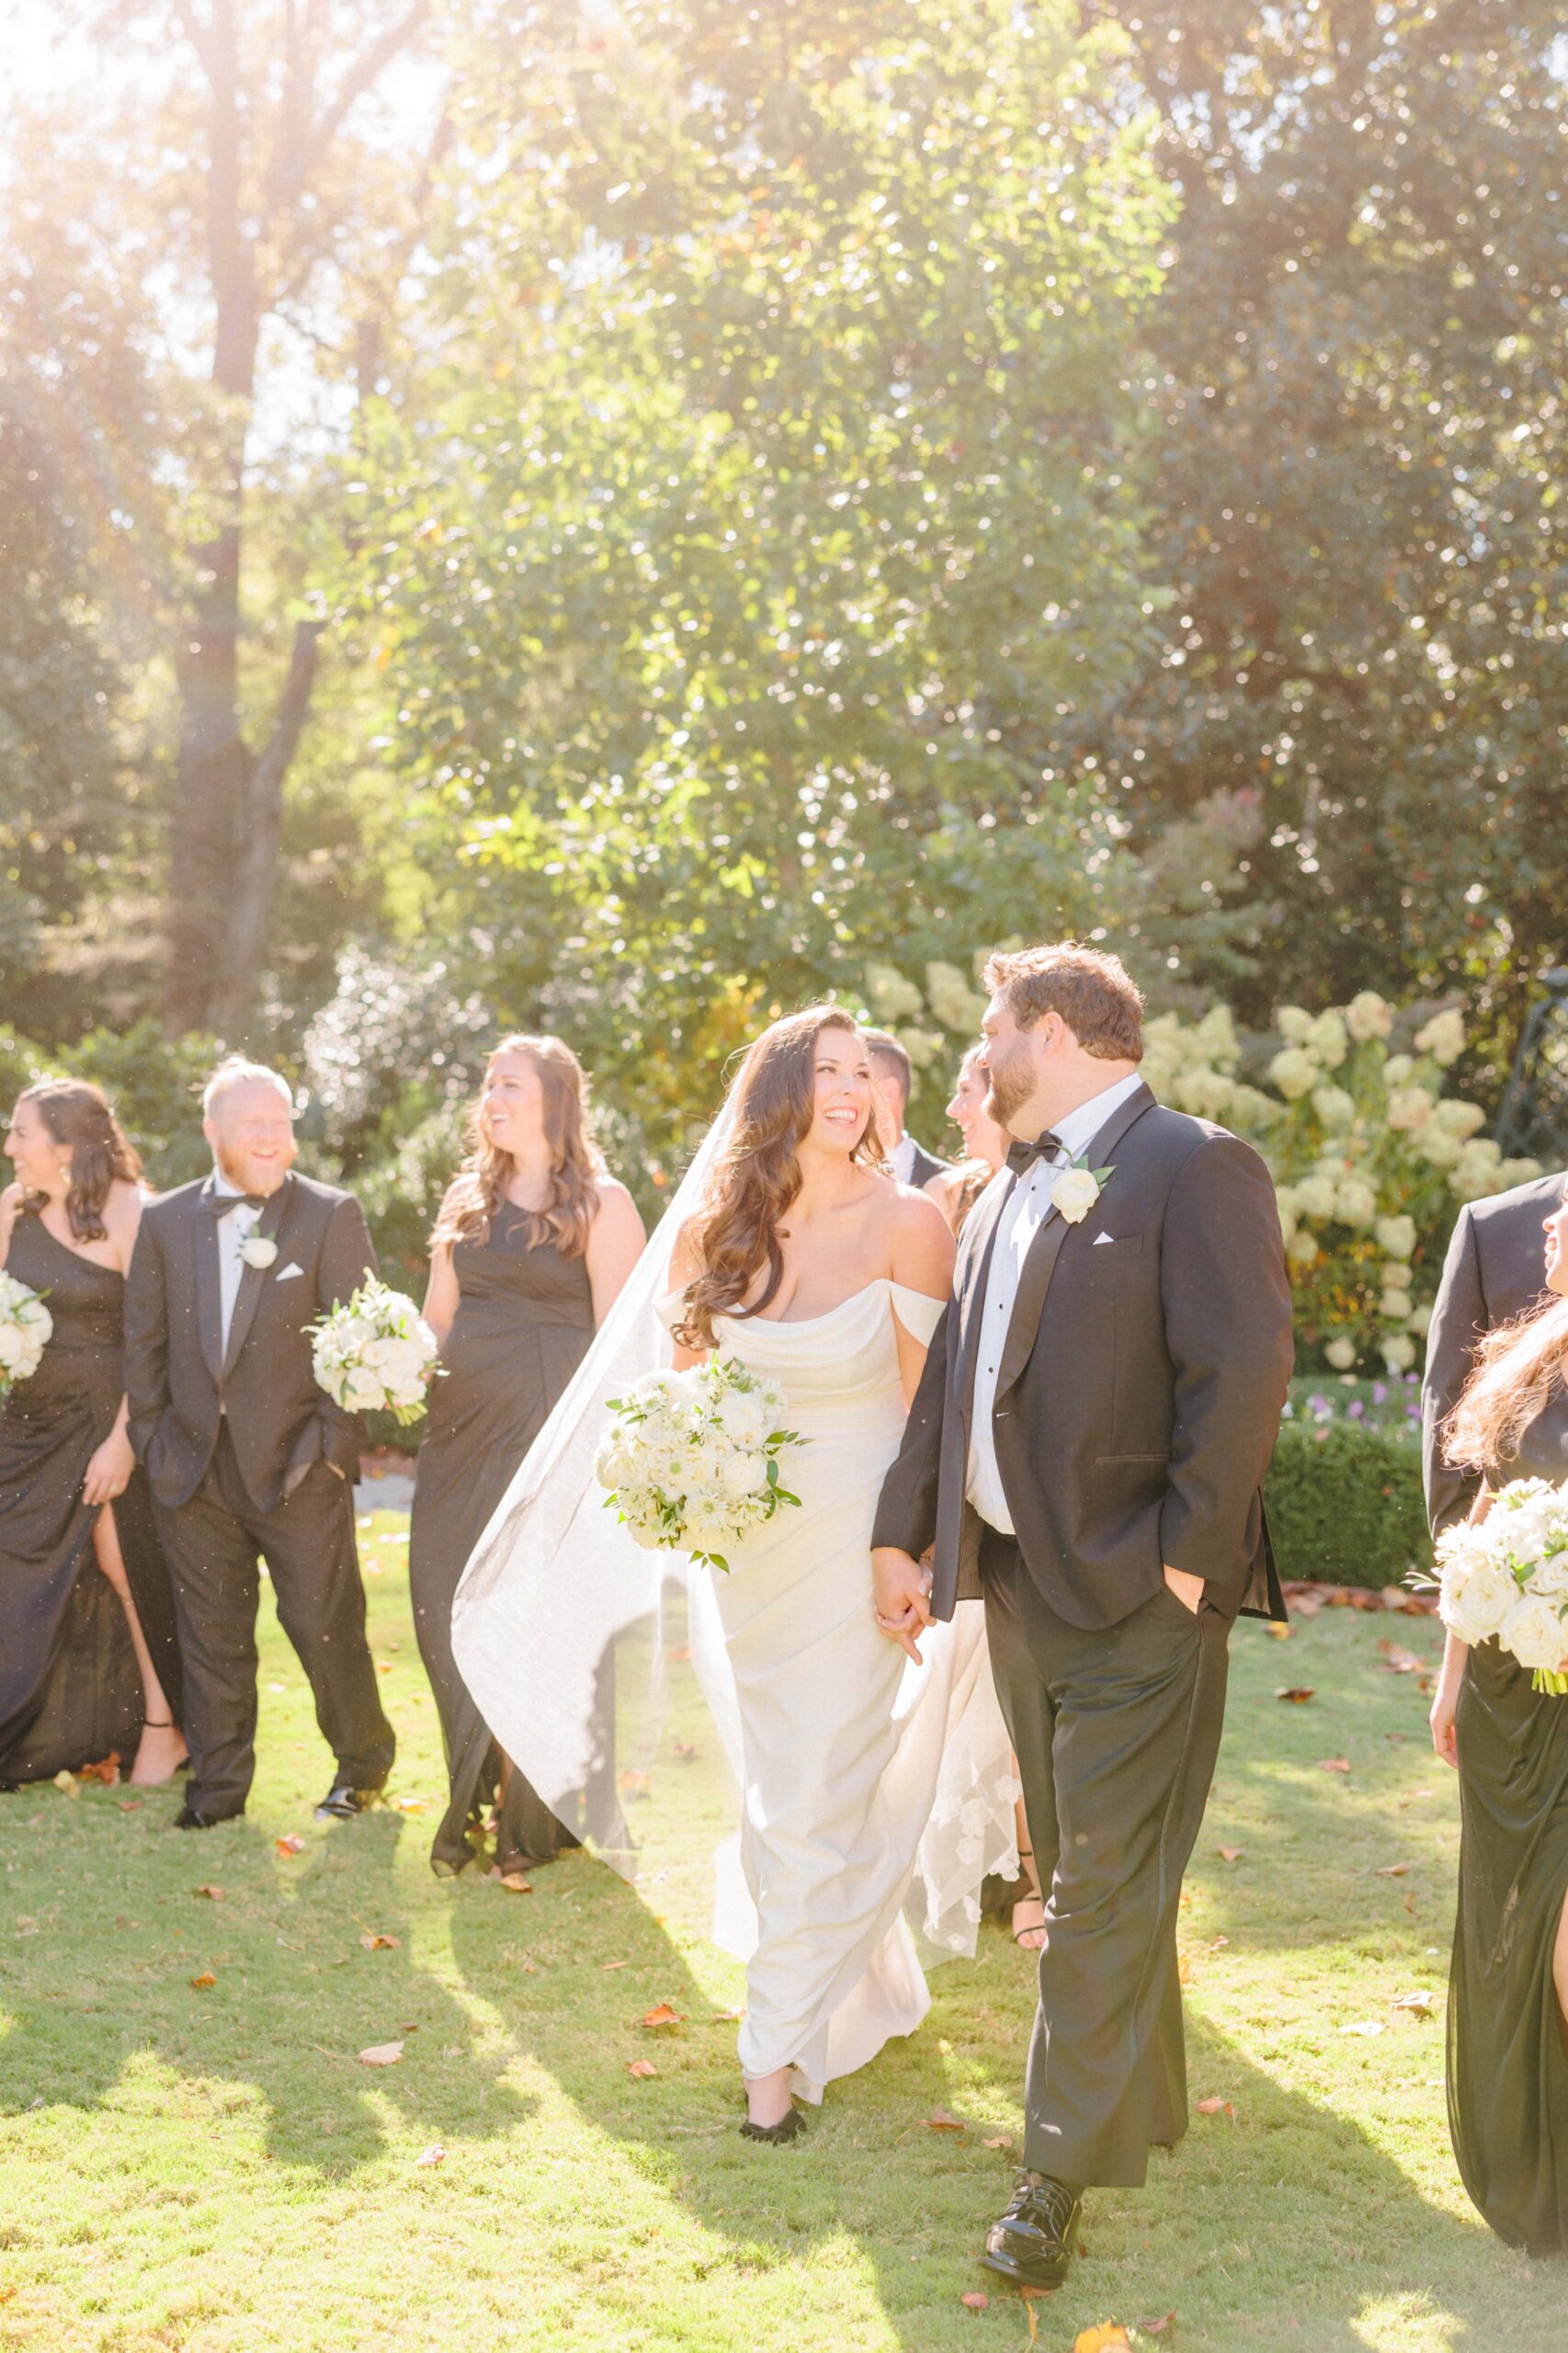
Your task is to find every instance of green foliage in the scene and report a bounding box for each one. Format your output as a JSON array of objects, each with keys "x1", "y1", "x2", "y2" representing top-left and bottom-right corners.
[
  {"x1": 1266, "y1": 1418, "x2": 1429, "y2": 1592},
  {"x1": 63, "y1": 1022, "x2": 221, "y2": 1191}
]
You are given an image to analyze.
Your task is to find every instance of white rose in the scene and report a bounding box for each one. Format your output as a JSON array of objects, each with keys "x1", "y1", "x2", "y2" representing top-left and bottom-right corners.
[
  {"x1": 1442, "y1": 1560, "x2": 1518, "y2": 1646},
  {"x1": 715, "y1": 1390, "x2": 769, "y2": 1449},
  {"x1": 1381, "y1": 1335, "x2": 1415, "y2": 1372},
  {"x1": 1528, "y1": 1550, "x2": 1568, "y2": 1600},
  {"x1": 1051, "y1": 1166, "x2": 1103, "y2": 1225},
  {"x1": 1269, "y1": 1048, "x2": 1317, "y2": 1100},
  {"x1": 0, "y1": 1323, "x2": 28, "y2": 1370},
  {"x1": 238, "y1": 1233, "x2": 278, "y2": 1269},
  {"x1": 368, "y1": 1336, "x2": 428, "y2": 1387},
  {"x1": 1346, "y1": 991, "x2": 1393, "y2": 1043},
  {"x1": 1499, "y1": 1592, "x2": 1568, "y2": 1673},
  {"x1": 1376, "y1": 1215, "x2": 1416, "y2": 1261},
  {"x1": 719, "y1": 1449, "x2": 768, "y2": 1503},
  {"x1": 342, "y1": 1368, "x2": 387, "y2": 1412},
  {"x1": 1324, "y1": 1335, "x2": 1358, "y2": 1371}
]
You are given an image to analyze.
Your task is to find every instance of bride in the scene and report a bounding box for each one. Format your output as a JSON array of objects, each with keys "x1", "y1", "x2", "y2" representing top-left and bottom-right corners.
[{"x1": 452, "y1": 1005, "x2": 1017, "y2": 2143}]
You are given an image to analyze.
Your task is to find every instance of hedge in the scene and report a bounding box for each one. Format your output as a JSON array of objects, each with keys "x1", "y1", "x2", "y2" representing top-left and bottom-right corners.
[{"x1": 1265, "y1": 1418, "x2": 1432, "y2": 1590}]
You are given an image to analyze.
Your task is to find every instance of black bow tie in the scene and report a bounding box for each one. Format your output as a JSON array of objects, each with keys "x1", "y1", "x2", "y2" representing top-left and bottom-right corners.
[
  {"x1": 207, "y1": 1189, "x2": 268, "y2": 1216},
  {"x1": 1006, "y1": 1131, "x2": 1065, "y2": 1179}
]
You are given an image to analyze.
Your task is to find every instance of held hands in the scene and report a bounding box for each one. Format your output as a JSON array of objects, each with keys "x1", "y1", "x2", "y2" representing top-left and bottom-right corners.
[
  {"x1": 871, "y1": 1546, "x2": 933, "y2": 1663},
  {"x1": 83, "y1": 1426, "x2": 136, "y2": 1507}
]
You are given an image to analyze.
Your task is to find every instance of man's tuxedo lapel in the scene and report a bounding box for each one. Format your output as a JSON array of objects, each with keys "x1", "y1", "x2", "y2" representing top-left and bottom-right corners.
[
  {"x1": 193, "y1": 1179, "x2": 224, "y2": 1386},
  {"x1": 994, "y1": 1082, "x2": 1157, "y2": 1402},
  {"x1": 954, "y1": 1169, "x2": 1014, "y2": 1418},
  {"x1": 222, "y1": 1175, "x2": 294, "y2": 1380}
]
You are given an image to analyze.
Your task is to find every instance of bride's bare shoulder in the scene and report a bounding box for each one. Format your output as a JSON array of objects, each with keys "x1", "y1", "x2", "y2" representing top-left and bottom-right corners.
[
  {"x1": 667, "y1": 1216, "x2": 703, "y2": 1290},
  {"x1": 885, "y1": 1183, "x2": 956, "y2": 1290}
]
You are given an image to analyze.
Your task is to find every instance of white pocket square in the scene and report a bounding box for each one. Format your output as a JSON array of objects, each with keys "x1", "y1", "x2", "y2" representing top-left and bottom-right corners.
[
  {"x1": 274, "y1": 1262, "x2": 305, "y2": 1281},
  {"x1": 1092, "y1": 1231, "x2": 1118, "y2": 1246}
]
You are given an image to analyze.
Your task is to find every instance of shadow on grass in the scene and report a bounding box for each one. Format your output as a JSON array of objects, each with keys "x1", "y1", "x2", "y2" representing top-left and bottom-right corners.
[{"x1": 0, "y1": 1782, "x2": 535, "y2": 2175}]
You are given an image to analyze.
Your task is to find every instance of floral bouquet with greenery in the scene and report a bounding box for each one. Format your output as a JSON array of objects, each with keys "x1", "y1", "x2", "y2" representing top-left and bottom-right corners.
[
  {"x1": 1431, "y1": 1478, "x2": 1568, "y2": 1694},
  {"x1": 0, "y1": 1269, "x2": 51, "y2": 1392},
  {"x1": 311, "y1": 1277, "x2": 439, "y2": 1426},
  {"x1": 596, "y1": 1358, "x2": 805, "y2": 1573}
]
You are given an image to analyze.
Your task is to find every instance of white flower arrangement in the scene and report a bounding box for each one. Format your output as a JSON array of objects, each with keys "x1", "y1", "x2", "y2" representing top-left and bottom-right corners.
[
  {"x1": 0, "y1": 1270, "x2": 52, "y2": 1389},
  {"x1": 596, "y1": 1356, "x2": 806, "y2": 1572},
  {"x1": 310, "y1": 1277, "x2": 439, "y2": 1425},
  {"x1": 1051, "y1": 1155, "x2": 1115, "y2": 1226},
  {"x1": 1429, "y1": 1479, "x2": 1568, "y2": 1693},
  {"x1": 238, "y1": 1232, "x2": 278, "y2": 1269}
]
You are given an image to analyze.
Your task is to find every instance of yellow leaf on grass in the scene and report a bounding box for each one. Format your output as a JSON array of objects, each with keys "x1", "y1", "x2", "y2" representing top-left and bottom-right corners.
[
  {"x1": 276, "y1": 1834, "x2": 305, "y2": 1855},
  {"x1": 960, "y1": 2290, "x2": 989, "y2": 2309},
  {"x1": 1376, "y1": 1862, "x2": 1411, "y2": 1876},
  {"x1": 1074, "y1": 2326, "x2": 1132, "y2": 2353},
  {"x1": 193, "y1": 1884, "x2": 223, "y2": 1901},
  {"x1": 188, "y1": 1971, "x2": 217, "y2": 1990},
  {"x1": 358, "y1": 1932, "x2": 399, "y2": 1950},
  {"x1": 922, "y1": 2108, "x2": 967, "y2": 2131},
  {"x1": 1196, "y1": 2095, "x2": 1235, "y2": 2120},
  {"x1": 982, "y1": 2134, "x2": 1013, "y2": 2151},
  {"x1": 640, "y1": 2003, "x2": 683, "y2": 2029},
  {"x1": 358, "y1": 2040, "x2": 403, "y2": 2066},
  {"x1": 1275, "y1": 1686, "x2": 1316, "y2": 1704},
  {"x1": 628, "y1": 2057, "x2": 659, "y2": 2079},
  {"x1": 415, "y1": 2144, "x2": 445, "y2": 2166}
]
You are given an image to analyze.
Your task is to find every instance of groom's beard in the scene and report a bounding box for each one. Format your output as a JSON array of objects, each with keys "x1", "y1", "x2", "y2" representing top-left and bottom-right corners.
[{"x1": 983, "y1": 1044, "x2": 1037, "y2": 1136}]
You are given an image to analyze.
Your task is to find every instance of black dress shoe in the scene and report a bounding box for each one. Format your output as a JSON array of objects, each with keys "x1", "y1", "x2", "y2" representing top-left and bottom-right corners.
[
  {"x1": 314, "y1": 1780, "x2": 381, "y2": 1822},
  {"x1": 739, "y1": 2106, "x2": 806, "y2": 2144},
  {"x1": 979, "y1": 2170, "x2": 1083, "y2": 2290},
  {"x1": 174, "y1": 1802, "x2": 232, "y2": 1831}
]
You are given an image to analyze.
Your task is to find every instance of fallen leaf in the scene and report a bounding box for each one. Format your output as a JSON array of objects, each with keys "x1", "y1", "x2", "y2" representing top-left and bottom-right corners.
[
  {"x1": 710, "y1": 2005, "x2": 744, "y2": 2020},
  {"x1": 52, "y1": 1769, "x2": 80, "y2": 1796},
  {"x1": 640, "y1": 2003, "x2": 683, "y2": 2029},
  {"x1": 1375, "y1": 1862, "x2": 1411, "y2": 1877},
  {"x1": 1378, "y1": 1642, "x2": 1425, "y2": 1675},
  {"x1": 922, "y1": 2107, "x2": 967, "y2": 2131},
  {"x1": 1275, "y1": 1687, "x2": 1316, "y2": 1704},
  {"x1": 1074, "y1": 2326, "x2": 1132, "y2": 2353},
  {"x1": 1319, "y1": 1756, "x2": 1353, "y2": 1773},
  {"x1": 602, "y1": 1959, "x2": 630, "y2": 1971},
  {"x1": 673, "y1": 1739, "x2": 699, "y2": 1761},
  {"x1": 188, "y1": 1970, "x2": 217, "y2": 1989},
  {"x1": 1195, "y1": 2096, "x2": 1235, "y2": 2120},
  {"x1": 78, "y1": 1753, "x2": 120, "y2": 1785},
  {"x1": 1391, "y1": 1991, "x2": 1437, "y2": 2020},
  {"x1": 358, "y1": 1932, "x2": 400, "y2": 1950},
  {"x1": 619, "y1": 1769, "x2": 650, "y2": 1799},
  {"x1": 1217, "y1": 1846, "x2": 1244, "y2": 1863},
  {"x1": 391, "y1": 1796, "x2": 428, "y2": 1813},
  {"x1": 667, "y1": 1644, "x2": 691, "y2": 1662},
  {"x1": 117, "y1": 1799, "x2": 142, "y2": 1811},
  {"x1": 1139, "y1": 2315, "x2": 1176, "y2": 2338},
  {"x1": 960, "y1": 2290, "x2": 989, "y2": 2310},
  {"x1": 628, "y1": 2057, "x2": 659, "y2": 2079},
  {"x1": 415, "y1": 2144, "x2": 445, "y2": 2166},
  {"x1": 1341, "y1": 2019, "x2": 1386, "y2": 2037},
  {"x1": 276, "y1": 1833, "x2": 305, "y2": 1855},
  {"x1": 1208, "y1": 1934, "x2": 1230, "y2": 1952},
  {"x1": 982, "y1": 2134, "x2": 1014, "y2": 2151},
  {"x1": 193, "y1": 1884, "x2": 223, "y2": 1902},
  {"x1": 358, "y1": 2040, "x2": 403, "y2": 2066},
  {"x1": 1265, "y1": 1621, "x2": 1292, "y2": 1639}
]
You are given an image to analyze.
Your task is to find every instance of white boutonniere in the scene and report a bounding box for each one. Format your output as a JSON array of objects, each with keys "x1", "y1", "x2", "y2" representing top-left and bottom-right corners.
[
  {"x1": 238, "y1": 1233, "x2": 278, "y2": 1270},
  {"x1": 1051, "y1": 1156, "x2": 1115, "y2": 1225}
]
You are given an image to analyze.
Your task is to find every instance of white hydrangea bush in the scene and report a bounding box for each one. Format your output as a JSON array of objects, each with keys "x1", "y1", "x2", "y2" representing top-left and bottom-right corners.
[{"x1": 1142, "y1": 992, "x2": 1538, "y2": 1373}]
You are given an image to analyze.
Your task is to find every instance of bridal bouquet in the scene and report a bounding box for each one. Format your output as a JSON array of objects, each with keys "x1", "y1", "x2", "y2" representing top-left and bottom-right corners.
[
  {"x1": 596, "y1": 1358, "x2": 805, "y2": 1572},
  {"x1": 0, "y1": 1271, "x2": 51, "y2": 1392},
  {"x1": 311, "y1": 1278, "x2": 439, "y2": 1426},
  {"x1": 1431, "y1": 1476, "x2": 1568, "y2": 1693}
]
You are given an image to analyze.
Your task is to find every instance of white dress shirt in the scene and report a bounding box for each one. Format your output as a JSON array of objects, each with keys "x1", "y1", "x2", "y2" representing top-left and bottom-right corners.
[
  {"x1": 889, "y1": 1133, "x2": 916, "y2": 1186},
  {"x1": 210, "y1": 1172, "x2": 262, "y2": 1363},
  {"x1": 965, "y1": 1071, "x2": 1145, "y2": 1534}
]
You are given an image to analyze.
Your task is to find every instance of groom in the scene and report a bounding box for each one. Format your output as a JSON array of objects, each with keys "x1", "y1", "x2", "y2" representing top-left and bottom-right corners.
[
  {"x1": 871, "y1": 944, "x2": 1292, "y2": 2288},
  {"x1": 124, "y1": 1058, "x2": 395, "y2": 1828}
]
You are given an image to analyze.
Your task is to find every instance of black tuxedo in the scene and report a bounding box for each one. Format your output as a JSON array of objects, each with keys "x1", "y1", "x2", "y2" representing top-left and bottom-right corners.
[
  {"x1": 1423, "y1": 1171, "x2": 1566, "y2": 1539},
  {"x1": 873, "y1": 1080, "x2": 1293, "y2": 2189},
  {"x1": 123, "y1": 1169, "x2": 394, "y2": 1818},
  {"x1": 903, "y1": 1138, "x2": 948, "y2": 1190}
]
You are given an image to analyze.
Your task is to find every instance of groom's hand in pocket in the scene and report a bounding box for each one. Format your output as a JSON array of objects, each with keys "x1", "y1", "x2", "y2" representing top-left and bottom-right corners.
[
  {"x1": 872, "y1": 1547, "x2": 932, "y2": 1663},
  {"x1": 1163, "y1": 1564, "x2": 1205, "y2": 1615}
]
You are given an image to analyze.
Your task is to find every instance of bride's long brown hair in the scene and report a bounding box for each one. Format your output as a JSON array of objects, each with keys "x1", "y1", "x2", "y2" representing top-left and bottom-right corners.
[
  {"x1": 674, "y1": 1006, "x2": 884, "y2": 1350},
  {"x1": 1445, "y1": 1293, "x2": 1568, "y2": 1473},
  {"x1": 431, "y1": 1035, "x2": 603, "y2": 1259}
]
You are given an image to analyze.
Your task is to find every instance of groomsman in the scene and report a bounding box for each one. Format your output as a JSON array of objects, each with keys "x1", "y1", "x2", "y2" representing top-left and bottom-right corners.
[
  {"x1": 871, "y1": 945, "x2": 1293, "y2": 2290},
  {"x1": 124, "y1": 1059, "x2": 394, "y2": 1828},
  {"x1": 864, "y1": 1030, "x2": 948, "y2": 1188},
  {"x1": 1423, "y1": 1165, "x2": 1567, "y2": 1535}
]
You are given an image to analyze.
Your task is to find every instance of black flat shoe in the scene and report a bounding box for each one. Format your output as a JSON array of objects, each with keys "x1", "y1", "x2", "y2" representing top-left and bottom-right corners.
[
  {"x1": 314, "y1": 1780, "x2": 381, "y2": 1822},
  {"x1": 174, "y1": 1802, "x2": 233, "y2": 1831},
  {"x1": 739, "y1": 2107, "x2": 807, "y2": 2144},
  {"x1": 979, "y1": 2171, "x2": 1082, "y2": 2290}
]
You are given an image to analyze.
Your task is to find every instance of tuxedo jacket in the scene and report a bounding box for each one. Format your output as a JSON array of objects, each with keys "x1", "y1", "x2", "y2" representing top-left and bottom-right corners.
[
  {"x1": 904, "y1": 1139, "x2": 949, "y2": 1190},
  {"x1": 1422, "y1": 1169, "x2": 1567, "y2": 1538},
  {"x1": 124, "y1": 1170, "x2": 378, "y2": 1515},
  {"x1": 871, "y1": 1081, "x2": 1294, "y2": 1627}
]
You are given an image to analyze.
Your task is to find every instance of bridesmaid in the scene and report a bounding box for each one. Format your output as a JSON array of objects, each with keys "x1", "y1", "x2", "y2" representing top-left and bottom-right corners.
[
  {"x1": 1430, "y1": 1189, "x2": 1568, "y2": 2256},
  {"x1": 0, "y1": 1080, "x2": 185, "y2": 1789},
  {"x1": 925, "y1": 1042, "x2": 1044, "y2": 1953},
  {"x1": 411, "y1": 1035, "x2": 645, "y2": 1878}
]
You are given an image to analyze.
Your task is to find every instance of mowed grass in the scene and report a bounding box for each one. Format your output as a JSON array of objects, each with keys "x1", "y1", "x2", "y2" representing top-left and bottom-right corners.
[{"x1": 2, "y1": 1518, "x2": 1563, "y2": 2353}]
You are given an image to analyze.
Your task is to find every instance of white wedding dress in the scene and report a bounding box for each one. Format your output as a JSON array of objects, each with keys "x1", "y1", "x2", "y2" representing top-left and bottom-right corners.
[{"x1": 660, "y1": 1278, "x2": 1017, "y2": 2098}]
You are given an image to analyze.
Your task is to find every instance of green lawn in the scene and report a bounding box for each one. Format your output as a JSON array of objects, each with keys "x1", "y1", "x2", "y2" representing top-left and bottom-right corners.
[{"x1": 2, "y1": 1520, "x2": 1562, "y2": 2353}]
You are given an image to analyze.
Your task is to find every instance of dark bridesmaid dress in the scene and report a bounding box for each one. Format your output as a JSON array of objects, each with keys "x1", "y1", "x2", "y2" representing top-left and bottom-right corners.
[
  {"x1": 0, "y1": 1211, "x2": 182, "y2": 1787},
  {"x1": 410, "y1": 1205, "x2": 596, "y2": 1874},
  {"x1": 1449, "y1": 1395, "x2": 1568, "y2": 2256}
]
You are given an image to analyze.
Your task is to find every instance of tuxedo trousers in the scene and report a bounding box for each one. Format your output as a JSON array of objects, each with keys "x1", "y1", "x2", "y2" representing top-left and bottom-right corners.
[
  {"x1": 154, "y1": 1426, "x2": 395, "y2": 1818},
  {"x1": 982, "y1": 1528, "x2": 1229, "y2": 2188}
]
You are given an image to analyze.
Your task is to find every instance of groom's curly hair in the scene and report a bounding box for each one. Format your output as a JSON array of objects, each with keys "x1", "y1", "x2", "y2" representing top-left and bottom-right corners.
[{"x1": 983, "y1": 943, "x2": 1144, "y2": 1062}]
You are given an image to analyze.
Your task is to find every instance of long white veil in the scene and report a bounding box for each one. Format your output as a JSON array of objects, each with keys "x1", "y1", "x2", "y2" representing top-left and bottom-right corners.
[{"x1": 450, "y1": 1086, "x2": 1017, "y2": 1962}]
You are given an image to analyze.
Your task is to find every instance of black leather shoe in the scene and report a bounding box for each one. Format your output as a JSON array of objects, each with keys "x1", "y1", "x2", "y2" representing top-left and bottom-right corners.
[
  {"x1": 979, "y1": 2171, "x2": 1082, "y2": 2290},
  {"x1": 739, "y1": 2106, "x2": 806, "y2": 2144},
  {"x1": 174, "y1": 1802, "x2": 231, "y2": 1831},
  {"x1": 314, "y1": 1780, "x2": 381, "y2": 1822}
]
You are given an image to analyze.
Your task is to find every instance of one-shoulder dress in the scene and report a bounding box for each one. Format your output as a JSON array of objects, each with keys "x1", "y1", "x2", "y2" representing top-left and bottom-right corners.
[
  {"x1": 1449, "y1": 1403, "x2": 1568, "y2": 2255},
  {"x1": 666, "y1": 1278, "x2": 1017, "y2": 2100},
  {"x1": 0, "y1": 1211, "x2": 181, "y2": 1786},
  {"x1": 410, "y1": 1207, "x2": 597, "y2": 1873}
]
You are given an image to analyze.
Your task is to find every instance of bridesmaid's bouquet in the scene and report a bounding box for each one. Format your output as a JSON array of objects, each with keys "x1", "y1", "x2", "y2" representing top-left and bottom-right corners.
[
  {"x1": 1432, "y1": 1476, "x2": 1568, "y2": 1693},
  {"x1": 0, "y1": 1271, "x2": 52, "y2": 1392},
  {"x1": 311, "y1": 1278, "x2": 439, "y2": 1426},
  {"x1": 596, "y1": 1358, "x2": 805, "y2": 1572}
]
